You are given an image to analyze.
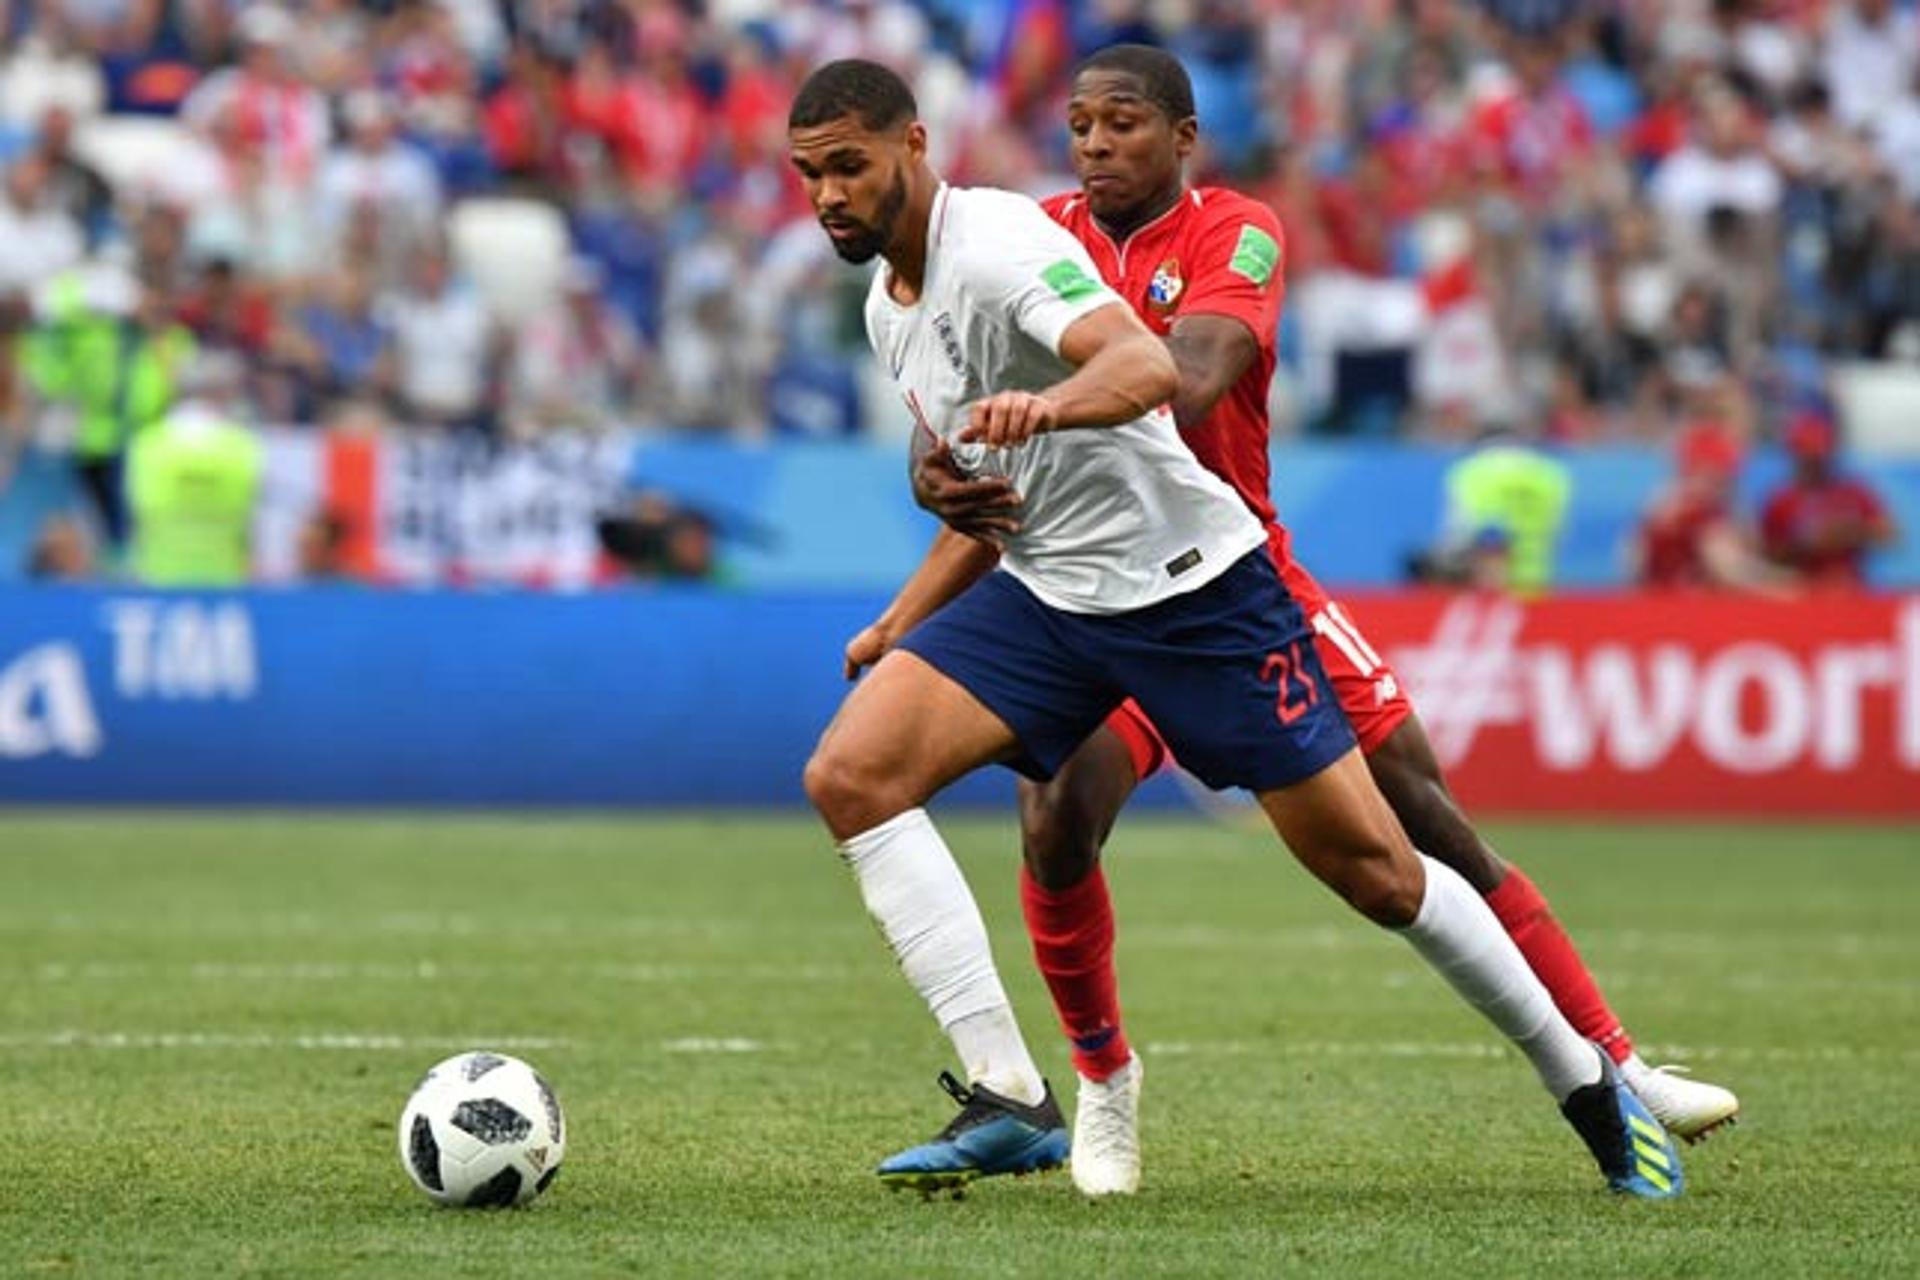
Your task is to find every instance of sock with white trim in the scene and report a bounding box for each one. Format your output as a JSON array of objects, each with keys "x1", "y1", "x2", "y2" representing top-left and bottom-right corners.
[
  {"x1": 838, "y1": 808, "x2": 1045, "y2": 1105},
  {"x1": 1396, "y1": 853, "x2": 1603, "y2": 1102}
]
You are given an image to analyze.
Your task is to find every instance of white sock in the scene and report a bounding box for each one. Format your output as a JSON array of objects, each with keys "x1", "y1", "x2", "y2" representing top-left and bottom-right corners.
[
  {"x1": 838, "y1": 808, "x2": 1045, "y2": 1105},
  {"x1": 1396, "y1": 854, "x2": 1602, "y2": 1103}
]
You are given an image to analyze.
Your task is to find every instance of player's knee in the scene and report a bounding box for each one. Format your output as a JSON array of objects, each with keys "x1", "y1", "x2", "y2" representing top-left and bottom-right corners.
[
  {"x1": 1331, "y1": 844, "x2": 1423, "y2": 927},
  {"x1": 803, "y1": 743, "x2": 893, "y2": 835},
  {"x1": 1019, "y1": 791, "x2": 1100, "y2": 890}
]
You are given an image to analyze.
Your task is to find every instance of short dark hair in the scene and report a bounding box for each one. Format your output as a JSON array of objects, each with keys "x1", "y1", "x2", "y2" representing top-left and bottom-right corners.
[
  {"x1": 788, "y1": 59, "x2": 917, "y2": 132},
  {"x1": 1073, "y1": 44, "x2": 1195, "y2": 124}
]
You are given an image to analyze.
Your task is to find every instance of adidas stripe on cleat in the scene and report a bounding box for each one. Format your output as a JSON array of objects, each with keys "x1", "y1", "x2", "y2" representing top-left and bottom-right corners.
[
  {"x1": 877, "y1": 1071, "x2": 1068, "y2": 1193},
  {"x1": 1560, "y1": 1048, "x2": 1685, "y2": 1199}
]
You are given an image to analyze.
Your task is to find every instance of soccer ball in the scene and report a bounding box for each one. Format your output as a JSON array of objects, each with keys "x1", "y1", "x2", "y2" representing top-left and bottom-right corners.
[{"x1": 398, "y1": 1050, "x2": 566, "y2": 1207}]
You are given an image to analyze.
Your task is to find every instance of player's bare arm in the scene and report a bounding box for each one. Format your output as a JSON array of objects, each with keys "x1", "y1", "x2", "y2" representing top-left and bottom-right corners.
[
  {"x1": 844, "y1": 526, "x2": 1000, "y2": 678},
  {"x1": 959, "y1": 303, "x2": 1175, "y2": 448},
  {"x1": 1164, "y1": 312, "x2": 1259, "y2": 430}
]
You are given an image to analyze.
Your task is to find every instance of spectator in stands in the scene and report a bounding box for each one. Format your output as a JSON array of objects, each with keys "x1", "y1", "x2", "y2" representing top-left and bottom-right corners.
[
  {"x1": 24, "y1": 272, "x2": 196, "y2": 550},
  {"x1": 1433, "y1": 426, "x2": 1573, "y2": 596},
  {"x1": 483, "y1": 37, "x2": 572, "y2": 195},
  {"x1": 0, "y1": 0, "x2": 1914, "y2": 586},
  {"x1": 175, "y1": 255, "x2": 274, "y2": 361},
  {"x1": 185, "y1": 98, "x2": 321, "y2": 280},
  {"x1": 1632, "y1": 420, "x2": 1786, "y2": 591},
  {"x1": 1760, "y1": 411, "x2": 1898, "y2": 586},
  {"x1": 380, "y1": 245, "x2": 497, "y2": 431},
  {"x1": 1822, "y1": 0, "x2": 1918, "y2": 133},
  {"x1": 180, "y1": 4, "x2": 330, "y2": 187},
  {"x1": 30, "y1": 105, "x2": 113, "y2": 247},
  {"x1": 1470, "y1": 21, "x2": 1596, "y2": 216},
  {"x1": 507, "y1": 256, "x2": 645, "y2": 433},
  {"x1": 1648, "y1": 79, "x2": 1783, "y2": 278},
  {"x1": 315, "y1": 90, "x2": 444, "y2": 271},
  {"x1": 26, "y1": 511, "x2": 96, "y2": 581},
  {"x1": 285, "y1": 265, "x2": 392, "y2": 414},
  {"x1": 125, "y1": 351, "x2": 262, "y2": 587},
  {"x1": 0, "y1": 14, "x2": 105, "y2": 129},
  {"x1": 0, "y1": 156, "x2": 84, "y2": 303}
]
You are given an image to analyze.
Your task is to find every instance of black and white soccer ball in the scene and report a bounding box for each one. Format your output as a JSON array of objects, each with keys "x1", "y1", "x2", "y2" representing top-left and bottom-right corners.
[{"x1": 398, "y1": 1050, "x2": 566, "y2": 1208}]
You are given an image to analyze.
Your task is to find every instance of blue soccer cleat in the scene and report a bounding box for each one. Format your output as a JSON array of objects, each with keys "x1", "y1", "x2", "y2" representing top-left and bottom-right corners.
[
  {"x1": 877, "y1": 1071, "x2": 1069, "y2": 1194},
  {"x1": 1560, "y1": 1049, "x2": 1685, "y2": 1198}
]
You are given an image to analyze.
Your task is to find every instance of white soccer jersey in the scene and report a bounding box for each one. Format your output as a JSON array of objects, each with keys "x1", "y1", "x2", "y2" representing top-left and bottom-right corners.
[{"x1": 865, "y1": 184, "x2": 1265, "y2": 615}]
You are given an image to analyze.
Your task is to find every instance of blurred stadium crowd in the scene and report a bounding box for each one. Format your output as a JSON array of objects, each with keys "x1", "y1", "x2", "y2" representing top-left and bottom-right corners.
[{"x1": 0, "y1": 0, "x2": 1911, "y2": 588}]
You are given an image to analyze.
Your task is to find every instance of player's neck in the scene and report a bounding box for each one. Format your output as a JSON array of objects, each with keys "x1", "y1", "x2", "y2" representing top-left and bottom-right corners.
[
  {"x1": 884, "y1": 182, "x2": 940, "y2": 304},
  {"x1": 1093, "y1": 181, "x2": 1186, "y2": 242}
]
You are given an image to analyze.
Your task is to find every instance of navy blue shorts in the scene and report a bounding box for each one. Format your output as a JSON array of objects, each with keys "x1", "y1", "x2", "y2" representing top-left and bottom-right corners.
[{"x1": 895, "y1": 550, "x2": 1356, "y2": 792}]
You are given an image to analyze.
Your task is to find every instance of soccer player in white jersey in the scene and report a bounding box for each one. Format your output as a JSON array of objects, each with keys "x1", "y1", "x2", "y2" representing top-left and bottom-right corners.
[{"x1": 787, "y1": 59, "x2": 1682, "y2": 1198}]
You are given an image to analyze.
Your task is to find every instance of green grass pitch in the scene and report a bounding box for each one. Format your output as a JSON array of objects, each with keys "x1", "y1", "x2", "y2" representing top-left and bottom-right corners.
[{"x1": 3, "y1": 812, "x2": 1917, "y2": 1277}]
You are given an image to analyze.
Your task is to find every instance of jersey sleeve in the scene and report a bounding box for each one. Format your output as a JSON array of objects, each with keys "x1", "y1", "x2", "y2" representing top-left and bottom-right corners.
[
  {"x1": 964, "y1": 196, "x2": 1123, "y2": 358},
  {"x1": 1177, "y1": 194, "x2": 1286, "y2": 347}
]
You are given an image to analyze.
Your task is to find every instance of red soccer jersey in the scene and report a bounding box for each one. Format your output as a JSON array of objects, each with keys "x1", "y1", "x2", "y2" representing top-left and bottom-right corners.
[
  {"x1": 1637, "y1": 493, "x2": 1733, "y2": 588},
  {"x1": 1760, "y1": 477, "x2": 1889, "y2": 584},
  {"x1": 1043, "y1": 186, "x2": 1287, "y2": 530}
]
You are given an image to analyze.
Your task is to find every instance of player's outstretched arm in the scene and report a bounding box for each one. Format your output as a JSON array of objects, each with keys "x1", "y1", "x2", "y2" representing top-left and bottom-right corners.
[
  {"x1": 844, "y1": 527, "x2": 1000, "y2": 679},
  {"x1": 960, "y1": 303, "x2": 1175, "y2": 448}
]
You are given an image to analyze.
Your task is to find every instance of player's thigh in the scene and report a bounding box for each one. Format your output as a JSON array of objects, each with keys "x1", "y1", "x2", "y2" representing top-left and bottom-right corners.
[
  {"x1": 1254, "y1": 745, "x2": 1413, "y2": 872},
  {"x1": 893, "y1": 569, "x2": 1122, "y2": 784},
  {"x1": 808, "y1": 649, "x2": 1019, "y2": 835},
  {"x1": 1254, "y1": 746, "x2": 1424, "y2": 922}
]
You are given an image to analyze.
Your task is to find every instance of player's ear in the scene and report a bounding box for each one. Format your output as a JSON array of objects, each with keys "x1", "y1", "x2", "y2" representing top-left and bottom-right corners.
[
  {"x1": 903, "y1": 119, "x2": 927, "y2": 161},
  {"x1": 1173, "y1": 116, "x2": 1198, "y2": 161}
]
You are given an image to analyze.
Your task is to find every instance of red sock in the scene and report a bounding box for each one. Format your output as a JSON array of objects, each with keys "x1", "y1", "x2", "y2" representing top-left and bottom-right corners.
[
  {"x1": 1020, "y1": 863, "x2": 1132, "y2": 1081},
  {"x1": 1485, "y1": 867, "x2": 1634, "y2": 1064}
]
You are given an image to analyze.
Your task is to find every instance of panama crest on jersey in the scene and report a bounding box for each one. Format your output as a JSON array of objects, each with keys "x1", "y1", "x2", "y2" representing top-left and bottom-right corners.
[{"x1": 1147, "y1": 258, "x2": 1184, "y2": 314}]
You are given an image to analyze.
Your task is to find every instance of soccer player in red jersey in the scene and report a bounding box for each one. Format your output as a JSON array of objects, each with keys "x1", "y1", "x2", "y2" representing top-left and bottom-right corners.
[
  {"x1": 907, "y1": 45, "x2": 1739, "y2": 1196},
  {"x1": 1760, "y1": 412, "x2": 1897, "y2": 586}
]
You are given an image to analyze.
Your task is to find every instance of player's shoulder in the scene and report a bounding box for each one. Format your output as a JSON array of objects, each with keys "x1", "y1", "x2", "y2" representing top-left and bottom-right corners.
[
  {"x1": 1188, "y1": 186, "x2": 1283, "y2": 236},
  {"x1": 941, "y1": 185, "x2": 1084, "y2": 271},
  {"x1": 1038, "y1": 190, "x2": 1085, "y2": 226},
  {"x1": 945, "y1": 185, "x2": 1059, "y2": 236}
]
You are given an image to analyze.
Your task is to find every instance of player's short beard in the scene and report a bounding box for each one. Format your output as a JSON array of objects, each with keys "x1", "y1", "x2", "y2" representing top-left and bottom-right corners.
[{"x1": 826, "y1": 167, "x2": 907, "y2": 264}]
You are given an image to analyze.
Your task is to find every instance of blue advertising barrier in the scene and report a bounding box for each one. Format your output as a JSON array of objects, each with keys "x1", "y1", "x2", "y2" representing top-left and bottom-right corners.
[{"x1": 0, "y1": 587, "x2": 1196, "y2": 810}]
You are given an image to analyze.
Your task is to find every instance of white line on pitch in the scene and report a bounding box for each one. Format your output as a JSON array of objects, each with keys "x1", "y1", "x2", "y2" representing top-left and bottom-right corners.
[
  {"x1": 0, "y1": 1031, "x2": 574, "y2": 1052},
  {"x1": 26, "y1": 960, "x2": 861, "y2": 983}
]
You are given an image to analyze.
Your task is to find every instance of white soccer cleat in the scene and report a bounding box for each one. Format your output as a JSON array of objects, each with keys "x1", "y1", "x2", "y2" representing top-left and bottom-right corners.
[
  {"x1": 1625, "y1": 1060, "x2": 1740, "y2": 1144},
  {"x1": 1070, "y1": 1053, "x2": 1143, "y2": 1196}
]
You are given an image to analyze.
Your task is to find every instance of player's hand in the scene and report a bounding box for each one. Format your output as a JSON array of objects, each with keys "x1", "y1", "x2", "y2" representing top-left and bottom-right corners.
[
  {"x1": 844, "y1": 623, "x2": 893, "y2": 681},
  {"x1": 959, "y1": 391, "x2": 1058, "y2": 449},
  {"x1": 912, "y1": 436, "x2": 1023, "y2": 543}
]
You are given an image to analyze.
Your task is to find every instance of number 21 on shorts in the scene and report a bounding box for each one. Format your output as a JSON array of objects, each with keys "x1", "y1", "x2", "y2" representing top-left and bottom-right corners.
[{"x1": 1260, "y1": 640, "x2": 1321, "y2": 725}]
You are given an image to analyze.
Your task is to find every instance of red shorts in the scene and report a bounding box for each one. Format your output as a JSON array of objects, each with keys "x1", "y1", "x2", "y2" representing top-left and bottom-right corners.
[{"x1": 1105, "y1": 546, "x2": 1414, "y2": 781}]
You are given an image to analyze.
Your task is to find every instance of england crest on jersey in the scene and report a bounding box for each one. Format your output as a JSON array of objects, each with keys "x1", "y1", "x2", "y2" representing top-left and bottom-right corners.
[
  {"x1": 1147, "y1": 258, "x2": 1184, "y2": 313},
  {"x1": 932, "y1": 311, "x2": 966, "y2": 376}
]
